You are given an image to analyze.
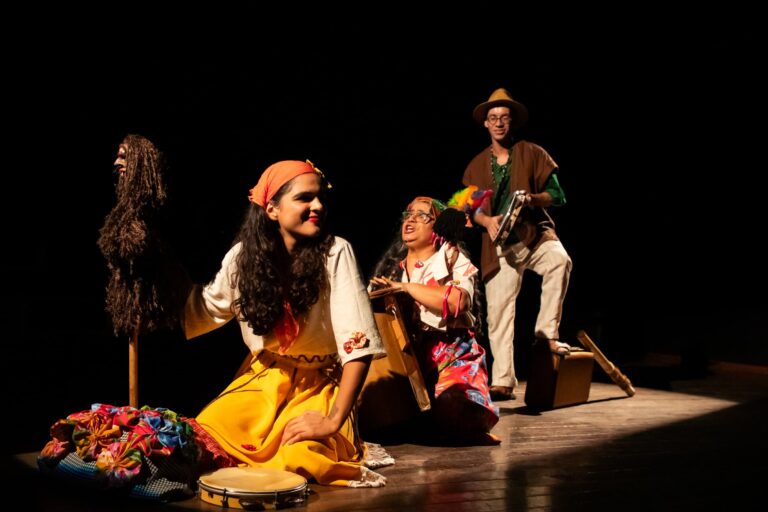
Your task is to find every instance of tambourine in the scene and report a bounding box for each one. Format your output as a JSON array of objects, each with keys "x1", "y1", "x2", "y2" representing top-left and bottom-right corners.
[
  {"x1": 198, "y1": 467, "x2": 308, "y2": 510},
  {"x1": 491, "y1": 190, "x2": 527, "y2": 246}
]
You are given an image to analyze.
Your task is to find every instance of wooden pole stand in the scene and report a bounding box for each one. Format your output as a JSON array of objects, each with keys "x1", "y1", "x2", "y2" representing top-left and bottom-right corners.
[{"x1": 129, "y1": 327, "x2": 139, "y2": 408}]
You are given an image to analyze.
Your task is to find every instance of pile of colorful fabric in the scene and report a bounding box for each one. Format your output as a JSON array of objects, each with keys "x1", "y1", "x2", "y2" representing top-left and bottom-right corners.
[{"x1": 38, "y1": 403, "x2": 206, "y2": 501}]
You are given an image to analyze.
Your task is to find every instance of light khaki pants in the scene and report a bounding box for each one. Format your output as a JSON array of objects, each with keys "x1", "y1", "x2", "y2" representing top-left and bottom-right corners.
[{"x1": 485, "y1": 239, "x2": 572, "y2": 389}]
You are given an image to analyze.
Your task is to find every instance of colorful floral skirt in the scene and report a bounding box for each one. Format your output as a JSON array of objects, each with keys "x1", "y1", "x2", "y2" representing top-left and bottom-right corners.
[{"x1": 417, "y1": 329, "x2": 500, "y2": 438}]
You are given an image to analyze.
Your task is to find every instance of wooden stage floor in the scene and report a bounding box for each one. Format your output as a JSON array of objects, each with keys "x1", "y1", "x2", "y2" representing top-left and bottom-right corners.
[{"x1": 8, "y1": 359, "x2": 767, "y2": 511}]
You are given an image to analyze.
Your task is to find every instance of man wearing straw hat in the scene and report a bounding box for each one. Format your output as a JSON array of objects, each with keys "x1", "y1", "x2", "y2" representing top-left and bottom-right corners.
[{"x1": 462, "y1": 88, "x2": 573, "y2": 402}]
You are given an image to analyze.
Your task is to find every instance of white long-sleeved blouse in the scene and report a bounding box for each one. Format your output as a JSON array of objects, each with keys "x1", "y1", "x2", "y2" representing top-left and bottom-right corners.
[{"x1": 184, "y1": 236, "x2": 385, "y2": 366}]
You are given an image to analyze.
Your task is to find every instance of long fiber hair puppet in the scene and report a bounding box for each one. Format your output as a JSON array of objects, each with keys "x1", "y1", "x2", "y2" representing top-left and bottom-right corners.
[{"x1": 98, "y1": 134, "x2": 188, "y2": 337}]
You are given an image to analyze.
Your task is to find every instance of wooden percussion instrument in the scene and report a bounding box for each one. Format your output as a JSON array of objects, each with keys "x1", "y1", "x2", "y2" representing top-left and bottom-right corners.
[
  {"x1": 198, "y1": 467, "x2": 308, "y2": 510},
  {"x1": 524, "y1": 341, "x2": 595, "y2": 410},
  {"x1": 358, "y1": 287, "x2": 431, "y2": 436}
]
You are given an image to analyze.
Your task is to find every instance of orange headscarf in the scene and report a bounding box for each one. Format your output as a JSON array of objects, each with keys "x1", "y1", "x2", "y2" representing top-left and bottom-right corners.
[{"x1": 248, "y1": 160, "x2": 315, "y2": 207}]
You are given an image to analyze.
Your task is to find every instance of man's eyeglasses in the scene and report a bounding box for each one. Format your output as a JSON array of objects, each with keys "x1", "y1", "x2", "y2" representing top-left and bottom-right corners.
[
  {"x1": 487, "y1": 114, "x2": 512, "y2": 125},
  {"x1": 401, "y1": 210, "x2": 434, "y2": 223}
]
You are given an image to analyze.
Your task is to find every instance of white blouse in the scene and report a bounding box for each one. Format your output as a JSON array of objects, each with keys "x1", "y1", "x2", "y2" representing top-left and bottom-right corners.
[
  {"x1": 401, "y1": 243, "x2": 478, "y2": 331},
  {"x1": 184, "y1": 236, "x2": 385, "y2": 366}
]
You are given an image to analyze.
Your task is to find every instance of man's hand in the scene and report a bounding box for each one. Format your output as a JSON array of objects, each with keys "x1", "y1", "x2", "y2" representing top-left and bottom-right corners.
[
  {"x1": 475, "y1": 209, "x2": 503, "y2": 239},
  {"x1": 527, "y1": 192, "x2": 553, "y2": 208}
]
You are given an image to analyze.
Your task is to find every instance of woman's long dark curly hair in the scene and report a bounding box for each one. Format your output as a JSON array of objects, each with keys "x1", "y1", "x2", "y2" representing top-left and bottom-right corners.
[
  {"x1": 232, "y1": 177, "x2": 334, "y2": 336},
  {"x1": 98, "y1": 134, "x2": 188, "y2": 336}
]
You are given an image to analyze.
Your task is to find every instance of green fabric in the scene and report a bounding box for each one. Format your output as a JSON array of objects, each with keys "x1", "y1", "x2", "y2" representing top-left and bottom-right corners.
[
  {"x1": 491, "y1": 155, "x2": 513, "y2": 215},
  {"x1": 545, "y1": 173, "x2": 566, "y2": 206}
]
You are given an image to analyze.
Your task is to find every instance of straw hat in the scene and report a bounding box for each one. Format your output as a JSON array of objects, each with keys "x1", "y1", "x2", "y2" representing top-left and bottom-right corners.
[{"x1": 472, "y1": 88, "x2": 529, "y2": 128}]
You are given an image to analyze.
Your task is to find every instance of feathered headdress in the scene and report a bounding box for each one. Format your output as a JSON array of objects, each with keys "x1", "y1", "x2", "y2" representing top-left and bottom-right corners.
[{"x1": 447, "y1": 185, "x2": 492, "y2": 214}]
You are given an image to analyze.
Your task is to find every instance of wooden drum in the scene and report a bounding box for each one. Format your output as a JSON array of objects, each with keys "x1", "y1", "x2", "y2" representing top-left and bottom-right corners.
[
  {"x1": 358, "y1": 288, "x2": 431, "y2": 437},
  {"x1": 198, "y1": 467, "x2": 308, "y2": 510}
]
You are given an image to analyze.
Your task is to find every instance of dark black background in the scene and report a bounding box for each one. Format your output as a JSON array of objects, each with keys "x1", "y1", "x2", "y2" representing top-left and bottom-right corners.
[{"x1": 4, "y1": 13, "x2": 765, "y2": 453}]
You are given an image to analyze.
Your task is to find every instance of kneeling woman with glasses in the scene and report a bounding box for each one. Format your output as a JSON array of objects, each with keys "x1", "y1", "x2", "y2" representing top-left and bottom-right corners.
[{"x1": 370, "y1": 196, "x2": 500, "y2": 445}]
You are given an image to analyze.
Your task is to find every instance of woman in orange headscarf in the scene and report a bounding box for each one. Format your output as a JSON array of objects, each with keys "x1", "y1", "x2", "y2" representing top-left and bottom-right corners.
[{"x1": 185, "y1": 160, "x2": 388, "y2": 487}]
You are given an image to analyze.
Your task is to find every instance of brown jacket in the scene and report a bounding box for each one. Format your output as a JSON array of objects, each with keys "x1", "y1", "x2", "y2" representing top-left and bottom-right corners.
[{"x1": 462, "y1": 141, "x2": 559, "y2": 281}]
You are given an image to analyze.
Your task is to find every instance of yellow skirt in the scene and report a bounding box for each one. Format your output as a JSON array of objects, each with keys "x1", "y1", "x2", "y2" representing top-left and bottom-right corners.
[{"x1": 196, "y1": 351, "x2": 366, "y2": 486}]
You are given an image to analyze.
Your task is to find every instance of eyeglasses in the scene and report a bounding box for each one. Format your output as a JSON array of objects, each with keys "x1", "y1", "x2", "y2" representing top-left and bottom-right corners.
[
  {"x1": 401, "y1": 210, "x2": 434, "y2": 223},
  {"x1": 487, "y1": 114, "x2": 512, "y2": 125}
]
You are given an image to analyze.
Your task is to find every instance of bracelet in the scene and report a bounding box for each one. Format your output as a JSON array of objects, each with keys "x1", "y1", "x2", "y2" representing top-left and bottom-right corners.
[
  {"x1": 442, "y1": 283, "x2": 454, "y2": 319},
  {"x1": 453, "y1": 285, "x2": 462, "y2": 319}
]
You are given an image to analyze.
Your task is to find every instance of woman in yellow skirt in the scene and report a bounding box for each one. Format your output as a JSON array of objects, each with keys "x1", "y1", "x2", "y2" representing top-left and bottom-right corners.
[{"x1": 184, "y1": 160, "x2": 388, "y2": 487}]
